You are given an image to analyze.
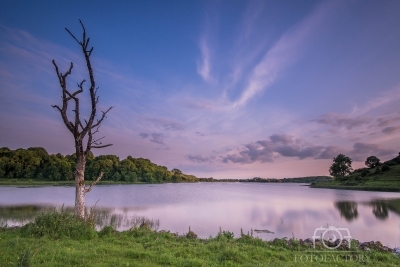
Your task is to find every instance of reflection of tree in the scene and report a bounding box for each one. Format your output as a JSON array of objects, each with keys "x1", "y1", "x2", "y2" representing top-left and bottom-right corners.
[
  {"x1": 385, "y1": 199, "x2": 400, "y2": 217},
  {"x1": 0, "y1": 205, "x2": 159, "y2": 230},
  {"x1": 335, "y1": 198, "x2": 400, "y2": 221},
  {"x1": 334, "y1": 201, "x2": 358, "y2": 222},
  {"x1": 370, "y1": 201, "x2": 389, "y2": 220},
  {"x1": 0, "y1": 205, "x2": 52, "y2": 221}
]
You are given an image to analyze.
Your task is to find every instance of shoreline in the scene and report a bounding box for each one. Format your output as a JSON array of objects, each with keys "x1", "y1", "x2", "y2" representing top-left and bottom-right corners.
[
  {"x1": 1, "y1": 179, "x2": 399, "y2": 193},
  {"x1": 309, "y1": 184, "x2": 400, "y2": 192}
]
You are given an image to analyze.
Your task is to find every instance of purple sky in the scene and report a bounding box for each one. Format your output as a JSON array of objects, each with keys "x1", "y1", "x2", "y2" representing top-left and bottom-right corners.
[{"x1": 1, "y1": 0, "x2": 400, "y2": 179}]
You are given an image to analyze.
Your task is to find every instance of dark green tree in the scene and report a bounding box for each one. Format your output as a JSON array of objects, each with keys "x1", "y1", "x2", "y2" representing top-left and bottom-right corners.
[
  {"x1": 329, "y1": 153, "x2": 353, "y2": 179},
  {"x1": 365, "y1": 156, "x2": 381, "y2": 168}
]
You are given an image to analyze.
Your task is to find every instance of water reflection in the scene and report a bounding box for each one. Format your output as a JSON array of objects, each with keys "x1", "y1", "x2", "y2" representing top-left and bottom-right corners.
[
  {"x1": 334, "y1": 201, "x2": 358, "y2": 221},
  {"x1": 0, "y1": 205, "x2": 159, "y2": 230},
  {"x1": 334, "y1": 199, "x2": 400, "y2": 221},
  {"x1": 370, "y1": 201, "x2": 389, "y2": 220},
  {"x1": 1, "y1": 184, "x2": 400, "y2": 247}
]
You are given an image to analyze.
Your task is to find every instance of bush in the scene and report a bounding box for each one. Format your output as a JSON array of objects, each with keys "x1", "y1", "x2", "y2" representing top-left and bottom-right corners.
[
  {"x1": 354, "y1": 175, "x2": 362, "y2": 180},
  {"x1": 21, "y1": 210, "x2": 97, "y2": 240},
  {"x1": 361, "y1": 169, "x2": 370, "y2": 177},
  {"x1": 216, "y1": 228, "x2": 235, "y2": 240},
  {"x1": 374, "y1": 167, "x2": 381, "y2": 175},
  {"x1": 381, "y1": 164, "x2": 390, "y2": 172},
  {"x1": 99, "y1": 225, "x2": 116, "y2": 237}
]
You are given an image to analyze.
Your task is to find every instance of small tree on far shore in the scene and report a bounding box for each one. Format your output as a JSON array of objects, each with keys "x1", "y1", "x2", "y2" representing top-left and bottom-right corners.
[
  {"x1": 52, "y1": 20, "x2": 112, "y2": 218},
  {"x1": 365, "y1": 156, "x2": 381, "y2": 168},
  {"x1": 329, "y1": 154, "x2": 353, "y2": 179}
]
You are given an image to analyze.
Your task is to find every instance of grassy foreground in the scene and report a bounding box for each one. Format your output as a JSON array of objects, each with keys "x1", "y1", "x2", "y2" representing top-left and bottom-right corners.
[{"x1": 0, "y1": 212, "x2": 399, "y2": 267}]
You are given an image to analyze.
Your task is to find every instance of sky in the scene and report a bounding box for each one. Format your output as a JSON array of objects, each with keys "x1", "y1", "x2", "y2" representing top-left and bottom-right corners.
[{"x1": 1, "y1": 0, "x2": 400, "y2": 179}]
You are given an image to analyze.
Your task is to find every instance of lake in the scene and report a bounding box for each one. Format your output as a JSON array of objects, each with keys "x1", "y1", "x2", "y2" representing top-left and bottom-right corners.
[{"x1": 0, "y1": 183, "x2": 399, "y2": 247}]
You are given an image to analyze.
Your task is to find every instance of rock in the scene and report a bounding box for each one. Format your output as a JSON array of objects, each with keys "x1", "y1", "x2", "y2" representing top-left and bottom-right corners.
[
  {"x1": 359, "y1": 241, "x2": 387, "y2": 252},
  {"x1": 186, "y1": 230, "x2": 197, "y2": 239},
  {"x1": 304, "y1": 238, "x2": 313, "y2": 245},
  {"x1": 171, "y1": 232, "x2": 179, "y2": 238}
]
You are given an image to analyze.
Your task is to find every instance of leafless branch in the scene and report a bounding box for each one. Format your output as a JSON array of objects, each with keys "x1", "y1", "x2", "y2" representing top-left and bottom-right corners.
[
  {"x1": 65, "y1": 28, "x2": 81, "y2": 45},
  {"x1": 91, "y1": 106, "x2": 113, "y2": 129},
  {"x1": 85, "y1": 172, "x2": 104, "y2": 193},
  {"x1": 91, "y1": 136, "x2": 105, "y2": 144},
  {"x1": 51, "y1": 105, "x2": 62, "y2": 112},
  {"x1": 91, "y1": 144, "x2": 113, "y2": 149}
]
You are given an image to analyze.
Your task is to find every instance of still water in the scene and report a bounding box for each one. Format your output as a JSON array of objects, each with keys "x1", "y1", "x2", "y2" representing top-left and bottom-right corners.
[{"x1": 0, "y1": 183, "x2": 399, "y2": 247}]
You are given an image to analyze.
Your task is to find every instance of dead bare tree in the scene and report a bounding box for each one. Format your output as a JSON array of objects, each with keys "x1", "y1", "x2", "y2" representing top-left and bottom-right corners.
[{"x1": 52, "y1": 20, "x2": 112, "y2": 218}]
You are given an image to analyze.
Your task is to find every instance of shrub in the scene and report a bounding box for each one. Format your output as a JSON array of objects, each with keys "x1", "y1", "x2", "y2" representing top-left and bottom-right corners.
[
  {"x1": 216, "y1": 228, "x2": 235, "y2": 240},
  {"x1": 99, "y1": 225, "x2": 116, "y2": 237},
  {"x1": 21, "y1": 209, "x2": 97, "y2": 240},
  {"x1": 186, "y1": 226, "x2": 198, "y2": 239},
  {"x1": 361, "y1": 169, "x2": 370, "y2": 177},
  {"x1": 381, "y1": 164, "x2": 390, "y2": 172}
]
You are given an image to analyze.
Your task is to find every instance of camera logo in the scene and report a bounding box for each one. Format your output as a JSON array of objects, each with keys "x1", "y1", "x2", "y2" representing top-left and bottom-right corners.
[{"x1": 312, "y1": 226, "x2": 351, "y2": 250}]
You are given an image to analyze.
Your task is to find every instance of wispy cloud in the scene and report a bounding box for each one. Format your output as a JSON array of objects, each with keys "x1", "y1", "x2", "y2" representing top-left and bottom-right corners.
[
  {"x1": 196, "y1": 36, "x2": 212, "y2": 83},
  {"x1": 382, "y1": 126, "x2": 400, "y2": 135},
  {"x1": 231, "y1": 2, "x2": 335, "y2": 108},
  {"x1": 146, "y1": 117, "x2": 185, "y2": 132},
  {"x1": 351, "y1": 86, "x2": 400, "y2": 116},
  {"x1": 313, "y1": 113, "x2": 371, "y2": 130},
  {"x1": 222, "y1": 134, "x2": 325, "y2": 164},
  {"x1": 139, "y1": 132, "x2": 165, "y2": 145},
  {"x1": 191, "y1": 1, "x2": 340, "y2": 110},
  {"x1": 220, "y1": 132, "x2": 397, "y2": 164},
  {"x1": 349, "y1": 142, "x2": 395, "y2": 161},
  {"x1": 186, "y1": 154, "x2": 215, "y2": 163}
]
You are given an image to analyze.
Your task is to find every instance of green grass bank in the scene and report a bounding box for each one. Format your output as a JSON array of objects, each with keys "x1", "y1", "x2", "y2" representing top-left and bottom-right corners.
[
  {"x1": 0, "y1": 211, "x2": 399, "y2": 267},
  {"x1": 311, "y1": 164, "x2": 400, "y2": 192}
]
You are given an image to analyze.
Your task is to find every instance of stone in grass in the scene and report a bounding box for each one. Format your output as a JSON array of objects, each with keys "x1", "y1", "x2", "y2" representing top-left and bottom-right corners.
[{"x1": 358, "y1": 241, "x2": 395, "y2": 253}]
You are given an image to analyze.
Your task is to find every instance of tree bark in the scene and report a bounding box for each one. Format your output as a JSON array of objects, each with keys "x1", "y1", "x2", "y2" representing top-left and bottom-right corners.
[
  {"x1": 52, "y1": 20, "x2": 112, "y2": 219},
  {"x1": 75, "y1": 153, "x2": 86, "y2": 218}
]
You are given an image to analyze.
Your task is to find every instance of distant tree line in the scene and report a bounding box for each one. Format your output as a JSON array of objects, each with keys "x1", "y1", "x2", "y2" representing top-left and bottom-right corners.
[
  {"x1": 329, "y1": 152, "x2": 400, "y2": 180},
  {"x1": 0, "y1": 147, "x2": 197, "y2": 183}
]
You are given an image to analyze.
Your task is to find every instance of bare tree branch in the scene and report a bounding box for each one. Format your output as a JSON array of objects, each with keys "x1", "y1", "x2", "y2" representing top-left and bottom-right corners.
[
  {"x1": 65, "y1": 28, "x2": 81, "y2": 45},
  {"x1": 85, "y1": 172, "x2": 104, "y2": 193},
  {"x1": 53, "y1": 20, "x2": 114, "y2": 218},
  {"x1": 91, "y1": 106, "x2": 113, "y2": 129},
  {"x1": 51, "y1": 105, "x2": 62, "y2": 112},
  {"x1": 91, "y1": 136, "x2": 105, "y2": 144},
  {"x1": 91, "y1": 144, "x2": 113, "y2": 149}
]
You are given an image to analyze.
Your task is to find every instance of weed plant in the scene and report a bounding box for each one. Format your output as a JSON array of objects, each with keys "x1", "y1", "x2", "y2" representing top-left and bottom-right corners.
[
  {"x1": 21, "y1": 208, "x2": 97, "y2": 240},
  {"x1": 0, "y1": 211, "x2": 399, "y2": 266}
]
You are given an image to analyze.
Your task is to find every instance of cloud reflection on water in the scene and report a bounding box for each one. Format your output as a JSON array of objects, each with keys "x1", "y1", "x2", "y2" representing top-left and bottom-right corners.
[{"x1": 0, "y1": 184, "x2": 399, "y2": 247}]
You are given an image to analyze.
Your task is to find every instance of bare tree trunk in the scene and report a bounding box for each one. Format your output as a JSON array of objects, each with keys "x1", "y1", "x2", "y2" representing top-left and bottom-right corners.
[
  {"x1": 75, "y1": 154, "x2": 86, "y2": 218},
  {"x1": 52, "y1": 20, "x2": 112, "y2": 219}
]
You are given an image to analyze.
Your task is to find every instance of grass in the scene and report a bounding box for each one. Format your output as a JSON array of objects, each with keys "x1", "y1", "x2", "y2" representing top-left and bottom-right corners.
[
  {"x1": 0, "y1": 211, "x2": 399, "y2": 266},
  {"x1": 311, "y1": 164, "x2": 400, "y2": 192}
]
